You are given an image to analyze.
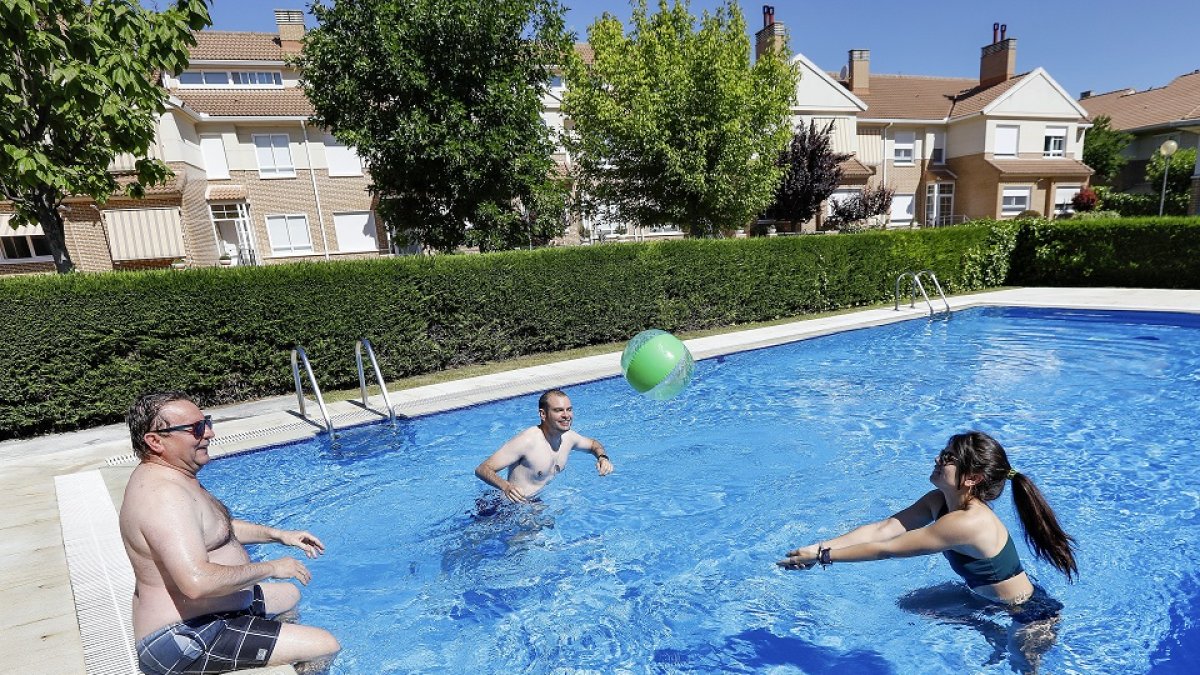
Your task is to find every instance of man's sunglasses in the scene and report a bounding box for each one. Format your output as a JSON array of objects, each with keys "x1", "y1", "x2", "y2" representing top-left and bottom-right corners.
[{"x1": 153, "y1": 415, "x2": 214, "y2": 439}]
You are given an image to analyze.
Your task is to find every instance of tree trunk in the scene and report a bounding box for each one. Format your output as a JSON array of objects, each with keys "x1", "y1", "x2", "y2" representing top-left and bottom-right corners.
[{"x1": 29, "y1": 188, "x2": 75, "y2": 273}]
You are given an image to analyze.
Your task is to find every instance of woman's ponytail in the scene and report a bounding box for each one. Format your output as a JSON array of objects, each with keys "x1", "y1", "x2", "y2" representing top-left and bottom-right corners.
[{"x1": 1011, "y1": 472, "x2": 1078, "y2": 582}]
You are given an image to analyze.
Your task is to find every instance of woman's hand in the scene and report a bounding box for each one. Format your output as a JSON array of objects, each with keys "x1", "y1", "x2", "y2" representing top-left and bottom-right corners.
[{"x1": 776, "y1": 544, "x2": 820, "y2": 570}]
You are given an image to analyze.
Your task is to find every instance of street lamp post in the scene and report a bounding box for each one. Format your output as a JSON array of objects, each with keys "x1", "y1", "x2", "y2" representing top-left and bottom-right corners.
[{"x1": 1158, "y1": 139, "x2": 1179, "y2": 217}]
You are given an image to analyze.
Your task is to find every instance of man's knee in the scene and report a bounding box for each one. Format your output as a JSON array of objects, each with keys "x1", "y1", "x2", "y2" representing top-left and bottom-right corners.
[
  {"x1": 260, "y1": 582, "x2": 301, "y2": 615},
  {"x1": 269, "y1": 623, "x2": 340, "y2": 666}
]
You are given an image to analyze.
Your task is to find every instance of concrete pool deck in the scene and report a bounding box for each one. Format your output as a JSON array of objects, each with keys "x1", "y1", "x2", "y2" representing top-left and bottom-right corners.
[{"x1": 2, "y1": 287, "x2": 1197, "y2": 674}]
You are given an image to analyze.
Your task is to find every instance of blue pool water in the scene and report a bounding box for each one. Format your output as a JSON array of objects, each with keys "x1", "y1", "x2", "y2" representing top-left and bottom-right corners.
[{"x1": 204, "y1": 307, "x2": 1200, "y2": 673}]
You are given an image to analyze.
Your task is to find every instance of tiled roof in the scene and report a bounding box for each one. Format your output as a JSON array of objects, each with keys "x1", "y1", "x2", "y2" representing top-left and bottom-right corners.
[
  {"x1": 189, "y1": 31, "x2": 286, "y2": 61},
  {"x1": 947, "y1": 75, "x2": 1027, "y2": 119},
  {"x1": 987, "y1": 158, "x2": 1093, "y2": 177},
  {"x1": 849, "y1": 74, "x2": 978, "y2": 120},
  {"x1": 838, "y1": 157, "x2": 874, "y2": 178},
  {"x1": 1079, "y1": 70, "x2": 1200, "y2": 130},
  {"x1": 574, "y1": 43, "x2": 594, "y2": 65},
  {"x1": 173, "y1": 88, "x2": 314, "y2": 117},
  {"x1": 206, "y1": 185, "x2": 248, "y2": 201}
]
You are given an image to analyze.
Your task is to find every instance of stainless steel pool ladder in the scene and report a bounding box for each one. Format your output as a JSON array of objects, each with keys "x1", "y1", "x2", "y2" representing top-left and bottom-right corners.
[
  {"x1": 291, "y1": 346, "x2": 333, "y2": 434},
  {"x1": 895, "y1": 270, "x2": 951, "y2": 316},
  {"x1": 355, "y1": 338, "x2": 395, "y2": 422}
]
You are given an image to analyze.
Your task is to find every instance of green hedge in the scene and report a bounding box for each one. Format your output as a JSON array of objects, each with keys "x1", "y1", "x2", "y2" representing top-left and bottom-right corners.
[
  {"x1": 1007, "y1": 216, "x2": 1200, "y2": 287},
  {"x1": 0, "y1": 226, "x2": 1012, "y2": 439}
]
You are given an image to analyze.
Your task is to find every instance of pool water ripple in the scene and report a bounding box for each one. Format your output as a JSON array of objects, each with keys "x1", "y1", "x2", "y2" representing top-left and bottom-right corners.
[{"x1": 205, "y1": 307, "x2": 1200, "y2": 673}]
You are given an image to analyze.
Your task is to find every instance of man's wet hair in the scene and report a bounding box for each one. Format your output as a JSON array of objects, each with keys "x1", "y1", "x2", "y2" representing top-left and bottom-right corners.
[
  {"x1": 127, "y1": 391, "x2": 195, "y2": 460},
  {"x1": 538, "y1": 389, "x2": 568, "y2": 412}
]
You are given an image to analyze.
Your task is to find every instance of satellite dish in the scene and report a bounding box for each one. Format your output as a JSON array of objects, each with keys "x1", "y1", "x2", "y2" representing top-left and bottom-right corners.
[{"x1": 838, "y1": 65, "x2": 849, "y2": 81}]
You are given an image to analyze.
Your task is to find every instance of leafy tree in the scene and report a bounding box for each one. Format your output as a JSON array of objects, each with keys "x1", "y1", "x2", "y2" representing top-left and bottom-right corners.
[
  {"x1": 1146, "y1": 146, "x2": 1196, "y2": 205},
  {"x1": 1070, "y1": 186, "x2": 1098, "y2": 212},
  {"x1": 300, "y1": 0, "x2": 572, "y2": 253},
  {"x1": 1082, "y1": 115, "x2": 1132, "y2": 185},
  {"x1": 563, "y1": 0, "x2": 796, "y2": 237},
  {"x1": 0, "y1": 0, "x2": 212, "y2": 273},
  {"x1": 767, "y1": 121, "x2": 849, "y2": 229}
]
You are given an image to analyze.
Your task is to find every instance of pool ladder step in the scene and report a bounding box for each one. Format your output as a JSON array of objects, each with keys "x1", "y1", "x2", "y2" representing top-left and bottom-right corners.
[
  {"x1": 895, "y1": 270, "x2": 950, "y2": 316},
  {"x1": 292, "y1": 339, "x2": 395, "y2": 435}
]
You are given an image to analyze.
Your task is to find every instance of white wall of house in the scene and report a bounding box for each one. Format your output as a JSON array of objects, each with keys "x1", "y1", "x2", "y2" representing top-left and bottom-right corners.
[
  {"x1": 946, "y1": 117, "x2": 988, "y2": 157},
  {"x1": 158, "y1": 113, "x2": 205, "y2": 169},
  {"x1": 988, "y1": 73, "x2": 1084, "y2": 118}
]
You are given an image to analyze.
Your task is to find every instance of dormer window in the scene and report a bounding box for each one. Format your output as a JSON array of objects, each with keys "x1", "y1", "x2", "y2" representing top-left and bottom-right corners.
[{"x1": 177, "y1": 70, "x2": 283, "y2": 88}]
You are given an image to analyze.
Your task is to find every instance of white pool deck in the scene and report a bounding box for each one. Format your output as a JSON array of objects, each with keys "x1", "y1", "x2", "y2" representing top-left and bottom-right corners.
[{"x1": 2, "y1": 287, "x2": 1197, "y2": 674}]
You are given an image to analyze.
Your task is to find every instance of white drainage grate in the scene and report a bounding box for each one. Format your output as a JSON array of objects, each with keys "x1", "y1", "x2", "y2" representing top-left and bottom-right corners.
[{"x1": 54, "y1": 470, "x2": 139, "y2": 675}]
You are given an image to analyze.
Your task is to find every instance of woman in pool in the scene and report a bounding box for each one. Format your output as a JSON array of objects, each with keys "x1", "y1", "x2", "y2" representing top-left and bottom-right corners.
[{"x1": 777, "y1": 431, "x2": 1077, "y2": 613}]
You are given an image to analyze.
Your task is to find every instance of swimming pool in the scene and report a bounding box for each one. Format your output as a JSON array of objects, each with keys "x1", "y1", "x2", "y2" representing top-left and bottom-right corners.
[{"x1": 204, "y1": 306, "x2": 1200, "y2": 673}]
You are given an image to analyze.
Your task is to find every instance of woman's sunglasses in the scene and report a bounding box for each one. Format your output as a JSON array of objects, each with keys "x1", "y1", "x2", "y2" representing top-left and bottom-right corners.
[{"x1": 153, "y1": 415, "x2": 214, "y2": 439}]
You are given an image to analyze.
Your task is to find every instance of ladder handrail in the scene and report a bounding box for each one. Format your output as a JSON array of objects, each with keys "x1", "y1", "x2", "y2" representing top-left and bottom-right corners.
[
  {"x1": 291, "y1": 347, "x2": 333, "y2": 434},
  {"x1": 894, "y1": 271, "x2": 950, "y2": 316},
  {"x1": 916, "y1": 269, "x2": 951, "y2": 315},
  {"x1": 355, "y1": 338, "x2": 395, "y2": 421}
]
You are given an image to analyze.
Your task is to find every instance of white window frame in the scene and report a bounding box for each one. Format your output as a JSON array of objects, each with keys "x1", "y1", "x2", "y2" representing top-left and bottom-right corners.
[
  {"x1": 177, "y1": 70, "x2": 283, "y2": 88},
  {"x1": 253, "y1": 134, "x2": 295, "y2": 178},
  {"x1": 1054, "y1": 185, "x2": 1081, "y2": 215},
  {"x1": 994, "y1": 125, "x2": 1020, "y2": 157},
  {"x1": 1043, "y1": 127, "x2": 1067, "y2": 158},
  {"x1": 265, "y1": 214, "x2": 313, "y2": 255},
  {"x1": 1001, "y1": 186, "x2": 1032, "y2": 216},
  {"x1": 893, "y1": 131, "x2": 915, "y2": 165},
  {"x1": 925, "y1": 182, "x2": 955, "y2": 226},
  {"x1": 826, "y1": 188, "x2": 861, "y2": 217}
]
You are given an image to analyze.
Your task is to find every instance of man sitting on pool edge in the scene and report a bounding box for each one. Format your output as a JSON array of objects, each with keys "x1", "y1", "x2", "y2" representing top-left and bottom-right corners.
[
  {"x1": 475, "y1": 388, "x2": 613, "y2": 503},
  {"x1": 119, "y1": 392, "x2": 340, "y2": 675}
]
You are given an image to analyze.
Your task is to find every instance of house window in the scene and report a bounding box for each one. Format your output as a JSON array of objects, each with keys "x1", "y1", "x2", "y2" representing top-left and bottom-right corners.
[
  {"x1": 200, "y1": 134, "x2": 229, "y2": 180},
  {"x1": 826, "y1": 188, "x2": 861, "y2": 217},
  {"x1": 893, "y1": 131, "x2": 915, "y2": 165},
  {"x1": 995, "y1": 125, "x2": 1019, "y2": 157},
  {"x1": 930, "y1": 132, "x2": 945, "y2": 164},
  {"x1": 1055, "y1": 186, "x2": 1081, "y2": 215},
  {"x1": 333, "y1": 212, "x2": 378, "y2": 252},
  {"x1": 925, "y1": 183, "x2": 955, "y2": 226},
  {"x1": 325, "y1": 140, "x2": 364, "y2": 177},
  {"x1": 253, "y1": 134, "x2": 295, "y2": 178},
  {"x1": 549, "y1": 74, "x2": 564, "y2": 89},
  {"x1": 1044, "y1": 127, "x2": 1067, "y2": 157},
  {"x1": 265, "y1": 214, "x2": 313, "y2": 254},
  {"x1": 178, "y1": 70, "x2": 282, "y2": 87},
  {"x1": 0, "y1": 233, "x2": 52, "y2": 261},
  {"x1": 891, "y1": 193, "x2": 916, "y2": 223},
  {"x1": 1001, "y1": 187, "x2": 1031, "y2": 216}
]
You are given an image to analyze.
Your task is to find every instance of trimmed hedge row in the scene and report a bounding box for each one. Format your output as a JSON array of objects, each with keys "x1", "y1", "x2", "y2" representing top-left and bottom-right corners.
[
  {"x1": 1007, "y1": 216, "x2": 1200, "y2": 288},
  {"x1": 1, "y1": 226, "x2": 1010, "y2": 439}
]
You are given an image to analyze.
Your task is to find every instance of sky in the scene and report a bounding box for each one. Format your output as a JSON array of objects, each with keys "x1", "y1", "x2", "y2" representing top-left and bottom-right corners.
[{"x1": 197, "y1": 0, "x2": 1200, "y2": 102}]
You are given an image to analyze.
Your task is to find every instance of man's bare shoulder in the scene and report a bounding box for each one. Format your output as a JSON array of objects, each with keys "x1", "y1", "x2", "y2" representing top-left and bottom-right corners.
[{"x1": 122, "y1": 465, "x2": 197, "y2": 514}]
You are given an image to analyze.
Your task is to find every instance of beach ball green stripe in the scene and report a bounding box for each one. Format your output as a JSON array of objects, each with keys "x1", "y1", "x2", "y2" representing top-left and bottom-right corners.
[{"x1": 625, "y1": 333, "x2": 686, "y2": 393}]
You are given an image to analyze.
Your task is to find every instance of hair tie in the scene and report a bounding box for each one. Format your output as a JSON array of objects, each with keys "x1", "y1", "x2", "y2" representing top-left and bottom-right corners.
[{"x1": 1007, "y1": 469, "x2": 1018, "y2": 480}]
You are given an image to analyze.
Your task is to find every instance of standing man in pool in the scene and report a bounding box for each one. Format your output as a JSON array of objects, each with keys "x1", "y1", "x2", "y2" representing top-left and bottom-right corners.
[
  {"x1": 475, "y1": 389, "x2": 613, "y2": 502},
  {"x1": 119, "y1": 392, "x2": 340, "y2": 675}
]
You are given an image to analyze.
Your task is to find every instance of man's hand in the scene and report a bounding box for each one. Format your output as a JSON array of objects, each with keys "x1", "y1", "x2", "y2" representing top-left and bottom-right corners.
[
  {"x1": 268, "y1": 557, "x2": 313, "y2": 585},
  {"x1": 501, "y1": 482, "x2": 530, "y2": 504},
  {"x1": 277, "y1": 530, "x2": 325, "y2": 559},
  {"x1": 776, "y1": 544, "x2": 819, "y2": 570},
  {"x1": 596, "y1": 456, "x2": 613, "y2": 476}
]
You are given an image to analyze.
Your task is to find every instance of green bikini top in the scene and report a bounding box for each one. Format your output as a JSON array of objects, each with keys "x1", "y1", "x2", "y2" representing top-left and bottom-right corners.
[{"x1": 937, "y1": 504, "x2": 1024, "y2": 588}]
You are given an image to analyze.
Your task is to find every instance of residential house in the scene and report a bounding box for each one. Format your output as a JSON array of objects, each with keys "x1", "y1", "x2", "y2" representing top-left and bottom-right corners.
[
  {"x1": 1, "y1": 10, "x2": 384, "y2": 276},
  {"x1": 1079, "y1": 71, "x2": 1200, "y2": 214},
  {"x1": 755, "y1": 10, "x2": 1093, "y2": 229}
]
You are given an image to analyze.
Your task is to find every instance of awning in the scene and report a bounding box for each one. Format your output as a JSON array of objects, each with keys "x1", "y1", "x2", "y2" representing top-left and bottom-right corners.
[
  {"x1": 103, "y1": 208, "x2": 186, "y2": 261},
  {"x1": 924, "y1": 168, "x2": 959, "y2": 181},
  {"x1": 838, "y1": 157, "x2": 875, "y2": 179},
  {"x1": 206, "y1": 185, "x2": 248, "y2": 201},
  {"x1": 1, "y1": 214, "x2": 45, "y2": 237},
  {"x1": 986, "y1": 158, "x2": 1094, "y2": 178}
]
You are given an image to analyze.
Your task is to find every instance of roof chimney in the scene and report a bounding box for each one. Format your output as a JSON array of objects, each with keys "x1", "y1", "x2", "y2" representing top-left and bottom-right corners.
[
  {"x1": 755, "y1": 5, "x2": 786, "y2": 61},
  {"x1": 848, "y1": 49, "x2": 870, "y2": 94},
  {"x1": 979, "y1": 22, "x2": 1016, "y2": 88},
  {"x1": 275, "y1": 9, "x2": 305, "y2": 52},
  {"x1": 1079, "y1": 90, "x2": 1092, "y2": 99}
]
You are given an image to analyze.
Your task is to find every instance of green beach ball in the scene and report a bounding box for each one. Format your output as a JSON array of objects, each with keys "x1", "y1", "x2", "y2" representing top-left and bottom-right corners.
[{"x1": 621, "y1": 329, "x2": 695, "y2": 400}]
